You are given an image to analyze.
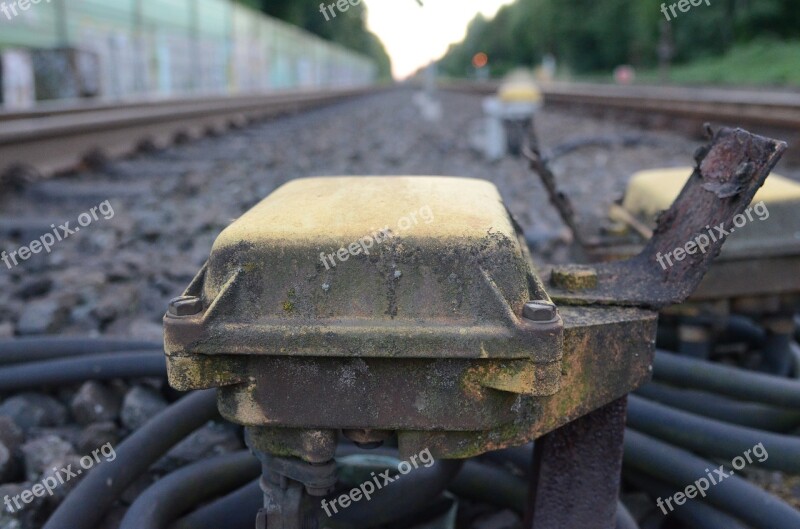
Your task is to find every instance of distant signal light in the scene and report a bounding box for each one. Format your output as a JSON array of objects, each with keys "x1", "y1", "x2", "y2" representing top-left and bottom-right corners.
[{"x1": 472, "y1": 53, "x2": 488, "y2": 69}]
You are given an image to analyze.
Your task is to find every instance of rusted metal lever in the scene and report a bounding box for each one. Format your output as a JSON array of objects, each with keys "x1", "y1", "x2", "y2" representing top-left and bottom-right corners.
[
  {"x1": 522, "y1": 143, "x2": 589, "y2": 247},
  {"x1": 545, "y1": 127, "x2": 787, "y2": 309}
]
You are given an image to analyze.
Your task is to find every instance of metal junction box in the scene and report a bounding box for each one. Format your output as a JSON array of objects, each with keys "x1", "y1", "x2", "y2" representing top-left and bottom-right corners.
[{"x1": 165, "y1": 176, "x2": 656, "y2": 459}]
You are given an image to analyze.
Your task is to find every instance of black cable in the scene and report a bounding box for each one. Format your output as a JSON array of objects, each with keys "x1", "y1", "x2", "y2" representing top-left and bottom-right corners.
[
  {"x1": 624, "y1": 469, "x2": 748, "y2": 529},
  {"x1": 120, "y1": 451, "x2": 261, "y2": 529},
  {"x1": 334, "y1": 445, "x2": 523, "y2": 513},
  {"x1": 635, "y1": 381, "x2": 800, "y2": 432},
  {"x1": 43, "y1": 390, "x2": 219, "y2": 529},
  {"x1": 173, "y1": 446, "x2": 640, "y2": 529},
  {"x1": 721, "y1": 314, "x2": 765, "y2": 348},
  {"x1": 329, "y1": 457, "x2": 464, "y2": 529},
  {"x1": 0, "y1": 351, "x2": 166, "y2": 392},
  {"x1": 171, "y1": 479, "x2": 262, "y2": 529},
  {"x1": 448, "y1": 459, "x2": 528, "y2": 513},
  {"x1": 628, "y1": 395, "x2": 800, "y2": 473},
  {"x1": 762, "y1": 327, "x2": 794, "y2": 376},
  {"x1": 653, "y1": 349, "x2": 800, "y2": 408},
  {"x1": 792, "y1": 341, "x2": 800, "y2": 379},
  {"x1": 177, "y1": 453, "x2": 471, "y2": 529},
  {"x1": 0, "y1": 337, "x2": 161, "y2": 365},
  {"x1": 177, "y1": 446, "x2": 465, "y2": 529},
  {"x1": 624, "y1": 429, "x2": 800, "y2": 529},
  {"x1": 615, "y1": 501, "x2": 639, "y2": 529}
]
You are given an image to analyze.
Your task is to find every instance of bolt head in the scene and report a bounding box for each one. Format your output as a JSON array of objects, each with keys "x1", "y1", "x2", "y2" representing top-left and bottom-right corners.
[
  {"x1": 523, "y1": 301, "x2": 558, "y2": 323},
  {"x1": 168, "y1": 296, "x2": 203, "y2": 317}
]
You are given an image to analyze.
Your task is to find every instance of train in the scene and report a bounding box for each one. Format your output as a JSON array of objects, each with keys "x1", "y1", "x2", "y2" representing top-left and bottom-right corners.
[{"x1": 0, "y1": 0, "x2": 376, "y2": 108}]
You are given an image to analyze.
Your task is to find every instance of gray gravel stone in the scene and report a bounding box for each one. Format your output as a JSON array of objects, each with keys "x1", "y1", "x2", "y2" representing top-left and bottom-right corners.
[
  {"x1": 0, "y1": 417, "x2": 23, "y2": 452},
  {"x1": 0, "y1": 482, "x2": 44, "y2": 529},
  {"x1": 15, "y1": 299, "x2": 70, "y2": 335},
  {"x1": 154, "y1": 421, "x2": 243, "y2": 472},
  {"x1": 13, "y1": 278, "x2": 53, "y2": 301},
  {"x1": 120, "y1": 386, "x2": 167, "y2": 431},
  {"x1": 77, "y1": 422, "x2": 121, "y2": 455},
  {"x1": 0, "y1": 443, "x2": 14, "y2": 483},
  {"x1": 0, "y1": 417, "x2": 23, "y2": 484},
  {"x1": 69, "y1": 382, "x2": 121, "y2": 426},
  {"x1": 0, "y1": 512, "x2": 22, "y2": 529},
  {"x1": 90, "y1": 284, "x2": 139, "y2": 326},
  {"x1": 38, "y1": 455, "x2": 83, "y2": 506},
  {"x1": 0, "y1": 394, "x2": 68, "y2": 432},
  {"x1": 20, "y1": 435, "x2": 74, "y2": 482},
  {"x1": 25, "y1": 427, "x2": 82, "y2": 450}
]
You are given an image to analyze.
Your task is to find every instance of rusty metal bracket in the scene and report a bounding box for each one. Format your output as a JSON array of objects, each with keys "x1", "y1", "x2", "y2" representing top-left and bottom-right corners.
[{"x1": 545, "y1": 127, "x2": 787, "y2": 309}]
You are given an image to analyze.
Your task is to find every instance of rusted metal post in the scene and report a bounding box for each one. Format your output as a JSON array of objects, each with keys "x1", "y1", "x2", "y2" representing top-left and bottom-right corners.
[{"x1": 526, "y1": 397, "x2": 628, "y2": 529}]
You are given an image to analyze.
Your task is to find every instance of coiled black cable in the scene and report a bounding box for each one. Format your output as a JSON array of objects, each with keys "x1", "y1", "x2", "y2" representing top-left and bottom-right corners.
[
  {"x1": 120, "y1": 451, "x2": 261, "y2": 529},
  {"x1": 624, "y1": 429, "x2": 800, "y2": 529},
  {"x1": 43, "y1": 390, "x2": 219, "y2": 529},
  {"x1": 0, "y1": 337, "x2": 161, "y2": 365},
  {"x1": 0, "y1": 351, "x2": 166, "y2": 392},
  {"x1": 653, "y1": 350, "x2": 800, "y2": 408},
  {"x1": 628, "y1": 395, "x2": 800, "y2": 473},
  {"x1": 635, "y1": 381, "x2": 800, "y2": 432},
  {"x1": 623, "y1": 469, "x2": 748, "y2": 529}
]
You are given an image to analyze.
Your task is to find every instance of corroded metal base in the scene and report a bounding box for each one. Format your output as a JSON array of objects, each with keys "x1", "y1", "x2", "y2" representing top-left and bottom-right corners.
[{"x1": 526, "y1": 397, "x2": 628, "y2": 529}]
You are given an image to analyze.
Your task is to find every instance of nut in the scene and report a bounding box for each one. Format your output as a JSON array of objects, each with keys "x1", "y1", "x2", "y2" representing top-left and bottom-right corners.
[
  {"x1": 168, "y1": 296, "x2": 203, "y2": 317},
  {"x1": 523, "y1": 301, "x2": 558, "y2": 323}
]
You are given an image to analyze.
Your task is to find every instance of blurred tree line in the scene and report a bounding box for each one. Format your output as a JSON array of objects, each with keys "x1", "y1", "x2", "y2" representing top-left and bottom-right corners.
[
  {"x1": 237, "y1": 0, "x2": 392, "y2": 79},
  {"x1": 438, "y1": 0, "x2": 800, "y2": 78}
]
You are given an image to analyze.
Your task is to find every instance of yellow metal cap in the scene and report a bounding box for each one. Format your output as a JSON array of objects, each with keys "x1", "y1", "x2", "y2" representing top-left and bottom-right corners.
[
  {"x1": 622, "y1": 167, "x2": 800, "y2": 220},
  {"x1": 498, "y1": 82, "x2": 543, "y2": 104}
]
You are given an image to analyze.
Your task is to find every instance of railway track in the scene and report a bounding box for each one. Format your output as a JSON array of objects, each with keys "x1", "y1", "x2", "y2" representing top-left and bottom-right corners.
[
  {"x1": 445, "y1": 80, "x2": 800, "y2": 135},
  {"x1": 0, "y1": 87, "x2": 380, "y2": 178},
  {"x1": 3, "y1": 82, "x2": 797, "y2": 179}
]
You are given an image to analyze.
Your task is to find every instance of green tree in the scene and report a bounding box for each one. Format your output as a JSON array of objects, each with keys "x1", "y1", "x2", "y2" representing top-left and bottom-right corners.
[{"x1": 438, "y1": 0, "x2": 800, "y2": 78}]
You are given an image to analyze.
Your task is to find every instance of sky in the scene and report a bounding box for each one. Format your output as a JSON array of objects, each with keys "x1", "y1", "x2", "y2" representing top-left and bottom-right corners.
[{"x1": 363, "y1": 0, "x2": 516, "y2": 79}]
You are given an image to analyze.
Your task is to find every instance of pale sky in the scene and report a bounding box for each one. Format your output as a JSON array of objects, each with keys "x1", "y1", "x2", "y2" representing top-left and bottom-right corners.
[{"x1": 363, "y1": 0, "x2": 515, "y2": 79}]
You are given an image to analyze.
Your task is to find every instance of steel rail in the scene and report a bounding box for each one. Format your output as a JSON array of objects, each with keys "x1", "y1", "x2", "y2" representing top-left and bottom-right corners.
[
  {"x1": 0, "y1": 87, "x2": 382, "y2": 177},
  {"x1": 442, "y1": 81, "x2": 800, "y2": 130}
]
